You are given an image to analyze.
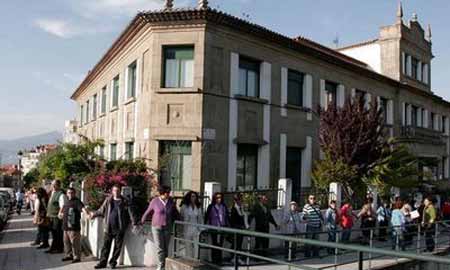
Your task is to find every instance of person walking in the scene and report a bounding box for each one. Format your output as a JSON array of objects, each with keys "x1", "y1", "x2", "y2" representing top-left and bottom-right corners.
[
  {"x1": 376, "y1": 201, "x2": 391, "y2": 241},
  {"x1": 90, "y1": 184, "x2": 137, "y2": 269},
  {"x1": 303, "y1": 195, "x2": 323, "y2": 257},
  {"x1": 250, "y1": 195, "x2": 279, "y2": 257},
  {"x1": 60, "y1": 187, "x2": 89, "y2": 264},
  {"x1": 33, "y1": 187, "x2": 50, "y2": 249},
  {"x1": 390, "y1": 200, "x2": 406, "y2": 251},
  {"x1": 282, "y1": 201, "x2": 304, "y2": 259},
  {"x1": 229, "y1": 193, "x2": 249, "y2": 264},
  {"x1": 422, "y1": 197, "x2": 436, "y2": 252},
  {"x1": 205, "y1": 192, "x2": 229, "y2": 265},
  {"x1": 358, "y1": 197, "x2": 376, "y2": 245},
  {"x1": 180, "y1": 191, "x2": 203, "y2": 259},
  {"x1": 46, "y1": 180, "x2": 67, "y2": 254},
  {"x1": 16, "y1": 189, "x2": 24, "y2": 215},
  {"x1": 141, "y1": 185, "x2": 179, "y2": 270},
  {"x1": 29, "y1": 188, "x2": 37, "y2": 216},
  {"x1": 325, "y1": 200, "x2": 339, "y2": 254},
  {"x1": 340, "y1": 202, "x2": 354, "y2": 243}
]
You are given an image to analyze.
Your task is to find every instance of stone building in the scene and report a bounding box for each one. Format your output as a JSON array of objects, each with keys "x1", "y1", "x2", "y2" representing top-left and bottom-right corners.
[{"x1": 70, "y1": 1, "x2": 450, "y2": 199}]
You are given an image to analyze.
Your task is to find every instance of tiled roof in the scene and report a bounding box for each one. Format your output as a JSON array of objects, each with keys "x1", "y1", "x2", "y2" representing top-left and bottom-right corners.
[{"x1": 336, "y1": 38, "x2": 379, "y2": 51}]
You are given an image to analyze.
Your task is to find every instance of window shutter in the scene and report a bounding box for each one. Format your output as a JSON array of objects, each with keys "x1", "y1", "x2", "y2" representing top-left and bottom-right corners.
[
  {"x1": 387, "y1": 100, "x2": 394, "y2": 125},
  {"x1": 337, "y1": 84, "x2": 345, "y2": 108},
  {"x1": 423, "y1": 109, "x2": 429, "y2": 128},
  {"x1": 401, "y1": 52, "x2": 406, "y2": 74},
  {"x1": 281, "y1": 67, "x2": 288, "y2": 117},
  {"x1": 417, "y1": 61, "x2": 422, "y2": 81},
  {"x1": 303, "y1": 74, "x2": 313, "y2": 109},
  {"x1": 230, "y1": 52, "x2": 239, "y2": 96},
  {"x1": 260, "y1": 62, "x2": 271, "y2": 101},
  {"x1": 320, "y1": 79, "x2": 326, "y2": 108},
  {"x1": 406, "y1": 55, "x2": 412, "y2": 76},
  {"x1": 423, "y1": 64, "x2": 429, "y2": 84}
]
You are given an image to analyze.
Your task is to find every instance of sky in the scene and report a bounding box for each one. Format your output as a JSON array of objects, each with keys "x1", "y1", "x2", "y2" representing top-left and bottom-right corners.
[{"x1": 0, "y1": 0, "x2": 449, "y2": 140}]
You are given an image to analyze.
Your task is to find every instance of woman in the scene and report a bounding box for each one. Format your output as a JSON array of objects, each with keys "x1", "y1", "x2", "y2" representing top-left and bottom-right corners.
[
  {"x1": 229, "y1": 194, "x2": 250, "y2": 263},
  {"x1": 340, "y1": 203, "x2": 353, "y2": 243},
  {"x1": 376, "y1": 201, "x2": 390, "y2": 241},
  {"x1": 325, "y1": 200, "x2": 339, "y2": 254},
  {"x1": 282, "y1": 201, "x2": 304, "y2": 259},
  {"x1": 402, "y1": 203, "x2": 414, "y2": 247},
  {"x1": 180, "y1": 191, "x2": 203, "y2": 258},
  {"x1": 358, "y1": 197, "x2": 376, "y2": 245},
  {"x1": 205, "y1": 192, "x2": 229, "y2": 265},
  {"x1": 33, "y1": 187, "x2": 50, "y2": 249},
  {"x1": 390, "y1": 200, "x2": 406, "y2": 251}
]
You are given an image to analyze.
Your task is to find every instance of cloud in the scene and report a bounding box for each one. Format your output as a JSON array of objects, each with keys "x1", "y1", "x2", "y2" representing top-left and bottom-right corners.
[{"x1": 34, "y1": 19, "x2": 75, "y2": 38}]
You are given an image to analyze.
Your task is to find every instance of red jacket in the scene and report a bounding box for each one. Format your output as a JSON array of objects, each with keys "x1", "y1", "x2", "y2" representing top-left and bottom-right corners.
[{"x1": 340, "y1": 204, "x2": 353, "y2": 229}]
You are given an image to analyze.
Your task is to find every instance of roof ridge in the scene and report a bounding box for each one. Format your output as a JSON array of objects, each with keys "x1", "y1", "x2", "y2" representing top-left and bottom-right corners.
[{"x1": 336, "y1": 38, "x2": 379, "y2": 51}]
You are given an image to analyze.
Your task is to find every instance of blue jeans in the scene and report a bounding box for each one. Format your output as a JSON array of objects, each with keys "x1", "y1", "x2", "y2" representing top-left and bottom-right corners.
[
  {"x1": 327, "y1": 229, "x2": 337, "y2": 254},
  {"x1": 305, "y1": 225, "x2": 321, "y2": 257},
  {"x1": 341, "y1": 228, "x2": 351, "y2": 243}
]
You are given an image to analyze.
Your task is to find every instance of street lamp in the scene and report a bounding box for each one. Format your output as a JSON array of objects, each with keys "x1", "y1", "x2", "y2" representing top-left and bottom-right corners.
[{"x1": 17, "y1": 151, "x2": 23, "y2": 190}]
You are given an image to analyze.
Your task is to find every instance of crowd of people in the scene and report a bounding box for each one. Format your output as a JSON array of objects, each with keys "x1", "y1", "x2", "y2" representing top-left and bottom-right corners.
[{"x1": 18, "y1": 181, "x2": 446, "y2": 270}]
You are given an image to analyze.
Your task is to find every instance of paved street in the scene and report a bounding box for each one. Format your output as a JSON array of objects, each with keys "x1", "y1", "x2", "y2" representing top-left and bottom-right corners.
[{"x1": 0, "y1": 212, "x2": 152, "y2": 270}]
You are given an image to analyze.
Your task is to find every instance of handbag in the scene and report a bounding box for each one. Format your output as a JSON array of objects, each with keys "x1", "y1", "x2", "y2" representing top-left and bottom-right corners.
[{"x1": 36, "y1": 200, "x2": 50, "y2": 227}]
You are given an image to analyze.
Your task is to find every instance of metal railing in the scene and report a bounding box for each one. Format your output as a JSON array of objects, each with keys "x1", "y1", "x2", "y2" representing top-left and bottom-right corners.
[{"x1": 173, "y1": 220, "x2": 450, "y2": 270}]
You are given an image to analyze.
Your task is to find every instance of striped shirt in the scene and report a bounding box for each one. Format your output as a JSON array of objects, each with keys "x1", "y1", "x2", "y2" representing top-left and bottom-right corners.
[{"x1": 303, "y1": 203, "x2": 322, "y2": 228}]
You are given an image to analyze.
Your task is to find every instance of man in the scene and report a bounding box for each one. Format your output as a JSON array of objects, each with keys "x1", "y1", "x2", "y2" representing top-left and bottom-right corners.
[
  {"x1": 16, "y1": 189, "x2": 24, "y2": 215},
  {"x1": 303, "y1": 195, "x2": 323, "y2": 257},
  {"x1": 141, "y1": 185, "x2": 179, "y2": 270},
  {"x1": 422, "y1": 196, "x2": 436, "y2": 252},
  {"x1": 325, "y1": 200, "x2": 338, "y2": 255},
  {"x1": 90, "y1": 185, "x2": 137, "y2": 269},
  {"x1": 59, "y1": 187, "x2": 89, "y2": 263},
  {"x1": 282, "y1": 201, "x2": 304, "y2": 260},
  {"x1": 46, "y1": 180, "x2": 67, "y2": 253},
  {"x1": 250, "y1": 195, "x2": 279, "y2": 257}
]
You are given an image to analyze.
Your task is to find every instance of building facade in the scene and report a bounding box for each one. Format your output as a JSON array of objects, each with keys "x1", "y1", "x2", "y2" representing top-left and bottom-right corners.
[
  {"x1": 20, "y1": 144, "x2": 56, "y2": 176},
  {"x1": 70, "y1": 1, "x2": 450, "y2": 198}
]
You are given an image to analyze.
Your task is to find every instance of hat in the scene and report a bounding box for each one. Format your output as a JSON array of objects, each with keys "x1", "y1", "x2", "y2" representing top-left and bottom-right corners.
[{"x1": 289, "y1": 201, "x2": 297, "y2": 205}]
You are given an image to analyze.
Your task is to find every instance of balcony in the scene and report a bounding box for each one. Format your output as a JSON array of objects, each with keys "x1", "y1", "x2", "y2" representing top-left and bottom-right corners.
[{"x1": 399, "y1": 126, "x2": 446, "y2": 145}]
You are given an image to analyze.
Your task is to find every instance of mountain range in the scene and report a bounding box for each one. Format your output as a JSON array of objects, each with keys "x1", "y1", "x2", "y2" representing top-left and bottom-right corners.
[{"x1": 0, "y1": 131, "x2": 62, "y2": 165}]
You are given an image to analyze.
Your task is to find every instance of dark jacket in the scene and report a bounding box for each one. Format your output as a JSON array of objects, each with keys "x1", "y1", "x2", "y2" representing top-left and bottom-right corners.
[
  {"x1": 230, "y1": 205, "x2": 246, "y2": 229},
  {"x1": 92, "y1": 195, "x2": 136, "y2": 233},
  {"x1": 250, "y1": 203, "x2": 277, "y2": 232}
]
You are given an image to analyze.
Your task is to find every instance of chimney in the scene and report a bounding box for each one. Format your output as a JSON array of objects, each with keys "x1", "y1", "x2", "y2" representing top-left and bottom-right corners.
[
  {"x1": 426, "y1": 24, "x2": 432, "y2": 42},
  {"x1": 164, "y1": 0, "x2": 174, "y2": 10},
  {"x1": 198, "y1": 0, "x2": 208, "y2": 10}
]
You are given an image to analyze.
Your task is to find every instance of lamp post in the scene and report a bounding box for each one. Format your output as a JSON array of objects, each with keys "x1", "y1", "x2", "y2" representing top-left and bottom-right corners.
[{"x1": 17, "y1": 151, "x2": 23, "y2": 190}]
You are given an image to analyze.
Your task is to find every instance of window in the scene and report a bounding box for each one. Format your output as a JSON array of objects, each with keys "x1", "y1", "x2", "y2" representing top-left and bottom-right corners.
[
  {"x1": 325, "y1": 81, "x2": 337, "y2": 107},
  {"x1": 93, "y1": 94, "x2": 97, "y2": 120},
  {"x1": 160, "y1": 141, "x2": 192, "y2": 190},
  {"x1": 112, "y1": 76, "x2": 120, "y2": 108},
  {"x1": 287, "y1": 69, "x2": 304, "y2": 106},
  {"x1": 287, "y1": 147, "x2": 302, "y2": 202},
  {"x1": 127, "y1": 61, "x2": 137, "y2": 98},
  {"x1": 442, "y1": 116, "x2": 447, "y2": 134},
  {"x1": 101, "y1": 86, "x2": 107, "y2": 114},
  {"x1": 163, "y1": 46, "x2": 194, "y2": 88},
  {"x1": 99, "y1": 145, "x2": 105, "y2": 159},
  {"x1": 431, "y1": 112, "x2": 436, "y2": 130},
  {"x1": 80, "y1": 105, "x2": 84, "y2": 126},
  {"x1": 110, "y1": 144, "x2": 117, "y2": 161},
  {"x1": 86, "y1": 100, "x2": 90, "y2": 123},
  {"x1": 411, "y1": 57, "x2": 418, "y2": 79},
  {"x1": 238, "y1": 57, "x2": 260, "y2": 97},
  {"x1": 236, "y1": 144, "x2": 258, "y2": 190},
  {"x1": 379, "y1": 97, "x2": 388, "y2": 122},
  {"x1": 355, "y1": 89, "x2": 366, "y2": 102},
  {"x1": 125, "y1": 142, "x2": 134, "y2": 160},
  {"x1": 411, "y1": 106, "x2": 418, "y2": 127},
  {"x1": 403, "y1": 53, "x2": 408, "y2": 75}
]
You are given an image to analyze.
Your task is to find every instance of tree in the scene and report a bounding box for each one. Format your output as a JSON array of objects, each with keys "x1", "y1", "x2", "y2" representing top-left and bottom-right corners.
[
  {"x1": 23, "y1": 168, "x2": 40, "y2": 188},
  {"x1": 364, "y1": 141, "x2": 420, "y2": 197},
  {"x1": 37, "y1": 138, "x2": 104, "y2": 187}
]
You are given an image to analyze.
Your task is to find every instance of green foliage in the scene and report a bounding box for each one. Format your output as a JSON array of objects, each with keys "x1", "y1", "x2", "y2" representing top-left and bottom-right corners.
[
  {"x1": 37, "y1": 139, "x2": 104, "y2": 188},
  {"x1": 23, "y1": 168, "x2": 40, "y2": 188},
  {"x1": 364, "y1": 141, "x2": 420, "y2": 197},
  {"x1": 312, "y1": 152, "x2": 361, "y2": 200}
]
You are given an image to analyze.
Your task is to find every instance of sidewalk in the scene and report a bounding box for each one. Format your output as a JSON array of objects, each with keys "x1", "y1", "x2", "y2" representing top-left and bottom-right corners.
[{"x1": 0, "y1": 211, "x2": 151, "y2": 270}]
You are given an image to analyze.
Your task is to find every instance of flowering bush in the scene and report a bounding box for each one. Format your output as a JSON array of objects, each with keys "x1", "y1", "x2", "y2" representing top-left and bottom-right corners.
[{"x1": 84, "y1": 159, "x2": 157, "y2": 215}]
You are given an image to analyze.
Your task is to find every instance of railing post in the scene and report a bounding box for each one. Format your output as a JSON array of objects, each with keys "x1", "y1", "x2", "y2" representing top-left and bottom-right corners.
[
  {"x1": 369, "y1": 229, "x2": 373, "y2": 270},
  {"x1": 246, "y1": 235, "x2": 251, "y2": 270},
  {"x1": 234, "y1": 232, "x2": 238, "y2": 270},
  {"x1": 435, "y1": 222, "x2": 439, "y2": 251},
  {"x1": 396, "y1": 231, "x2": 400, "y2": 252},
  {"x1": 358, "y1": 251, "x2": 363, "y2": 270},
  {"x1": 417, "y1": 224, "x2": 421, "y2": 254},
  {"x1": 288, "y1": 241, "x2": 292, "y2": 262},
  {"x1": 334, "y1": 232, "x2": 339, "y2": 270},
  {"x1": 173, "y1": 222, "x2": 178, "y2": 257}
]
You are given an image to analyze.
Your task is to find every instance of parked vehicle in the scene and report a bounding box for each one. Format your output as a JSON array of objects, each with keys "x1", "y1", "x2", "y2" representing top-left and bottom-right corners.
[
  {"x1": 0, "y1": 191, "x2": 13, "y2": 213},
  {"x1": 0, "y1": 196, "x2": 7, "y2": 228},
  {"x1": 0, "y1": 188, "x2": 15, "y2": 209}
]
